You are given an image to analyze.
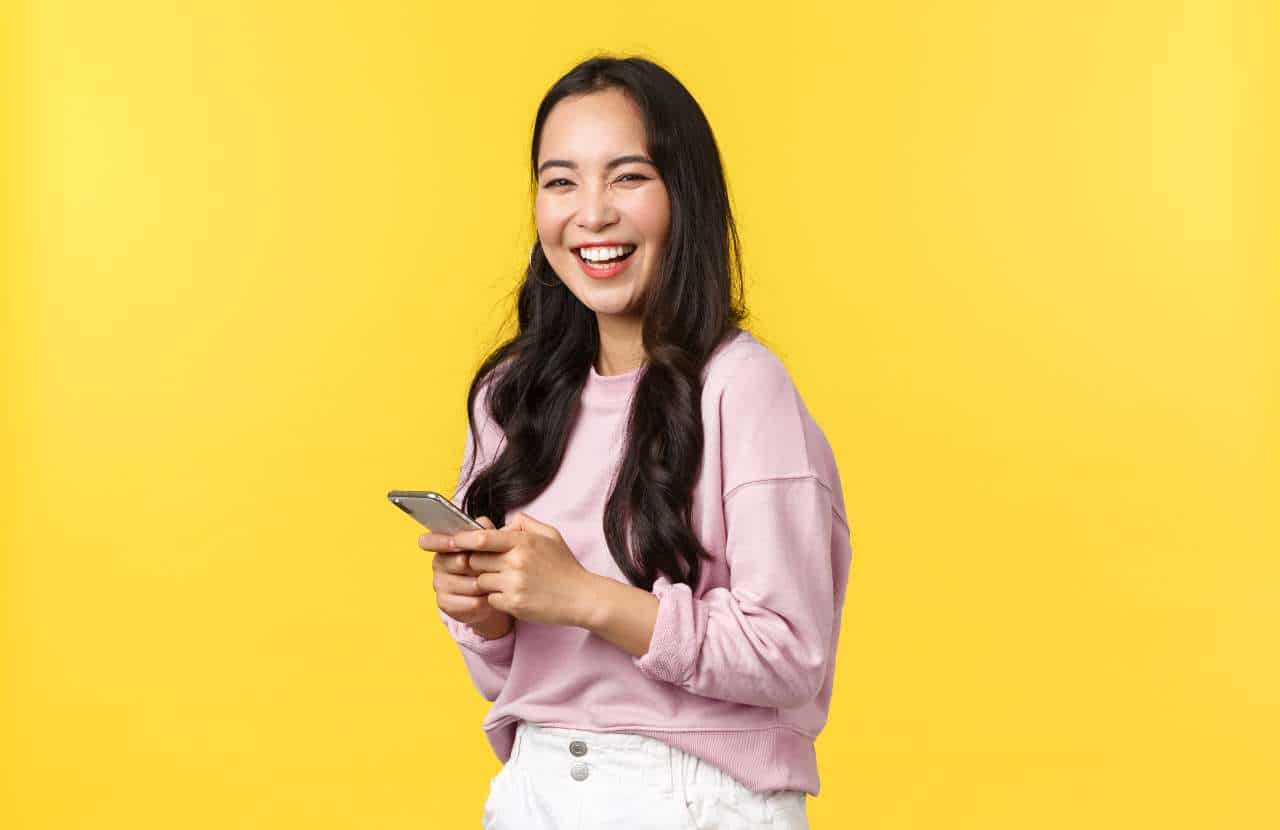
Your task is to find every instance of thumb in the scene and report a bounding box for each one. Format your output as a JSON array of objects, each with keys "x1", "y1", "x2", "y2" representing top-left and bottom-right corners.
[
  {"x1": 476, "y1": 515, "x2": 497, "y2": 530},
  {"x1": 505, "y1": 511, "x2": 558, "y2": 539}
]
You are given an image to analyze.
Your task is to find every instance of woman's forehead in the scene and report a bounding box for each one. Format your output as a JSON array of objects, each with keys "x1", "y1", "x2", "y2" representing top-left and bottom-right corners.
[{"x1": 539, "y1": 92, "x2": 647, "y2": 165}]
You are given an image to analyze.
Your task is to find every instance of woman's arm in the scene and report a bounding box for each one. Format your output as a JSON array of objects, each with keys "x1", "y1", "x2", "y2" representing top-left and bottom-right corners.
[
  {"x1": 576, "y1": 574, "x2": 660, "y2": 657},
  {"x1": 578, "y1": 348, "x2": 848, "y2": 709},
  {"x1": 579, "y1": 477, "x2": 839, "y2": 710}
]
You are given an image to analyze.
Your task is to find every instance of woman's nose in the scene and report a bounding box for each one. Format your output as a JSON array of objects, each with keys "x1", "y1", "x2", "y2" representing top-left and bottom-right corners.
[{"x1": 575, "y1": 182, "x2": 619, "y2": 228}]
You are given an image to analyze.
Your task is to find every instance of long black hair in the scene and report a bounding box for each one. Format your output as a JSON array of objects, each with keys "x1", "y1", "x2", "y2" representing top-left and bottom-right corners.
[{"x1": 459, "y1": 54, "x2": 748, "y2": 592}]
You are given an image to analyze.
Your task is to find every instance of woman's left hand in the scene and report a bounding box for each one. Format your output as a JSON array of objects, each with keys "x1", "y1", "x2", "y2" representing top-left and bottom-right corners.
[{"x1": 448, "y1": 512, "x2": 597, "y2": 629}]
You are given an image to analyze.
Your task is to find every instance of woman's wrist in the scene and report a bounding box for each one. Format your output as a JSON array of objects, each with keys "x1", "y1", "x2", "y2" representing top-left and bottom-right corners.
[
  {"x1": 574, "y1": 573, "x2": 659, "y2": 657},
  {"x1": 470, "y1": 614, "x2": 514, "y2": 640}
]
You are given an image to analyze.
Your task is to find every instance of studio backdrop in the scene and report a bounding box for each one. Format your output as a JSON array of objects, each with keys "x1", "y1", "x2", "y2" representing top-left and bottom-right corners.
[{"x1": 2, "y1": 1, "x2": 1275, "y2": 828}]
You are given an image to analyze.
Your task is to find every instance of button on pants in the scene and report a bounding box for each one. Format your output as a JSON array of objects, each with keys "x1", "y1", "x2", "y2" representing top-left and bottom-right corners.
[{"x1": 482, "y1": 720, "x2": 809, "y2": 829}]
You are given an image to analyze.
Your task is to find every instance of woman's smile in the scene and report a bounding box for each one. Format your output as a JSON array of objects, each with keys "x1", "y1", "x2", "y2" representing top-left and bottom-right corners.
[{"x1": 574, "y1": 244, "x2": 638, "y2": 279}]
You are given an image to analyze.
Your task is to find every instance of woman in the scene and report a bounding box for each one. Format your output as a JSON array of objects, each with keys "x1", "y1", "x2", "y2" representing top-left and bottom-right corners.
[{"x1": 420, "y1": 54, "x2": 852, "y2": 829}]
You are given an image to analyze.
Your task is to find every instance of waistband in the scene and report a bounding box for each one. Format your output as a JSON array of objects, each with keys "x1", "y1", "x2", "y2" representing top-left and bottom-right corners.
[{"x1": 506, "y1": 719, "x2": 767, "y2": 801}]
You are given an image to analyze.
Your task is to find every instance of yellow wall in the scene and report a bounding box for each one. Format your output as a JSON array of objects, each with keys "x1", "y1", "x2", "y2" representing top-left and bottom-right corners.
[{"x1": 3, "y1": 2, "x2": 1276, "y2": 827}]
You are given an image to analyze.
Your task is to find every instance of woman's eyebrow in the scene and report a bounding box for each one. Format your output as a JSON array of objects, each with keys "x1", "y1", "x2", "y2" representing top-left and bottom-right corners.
[{"x1": 537, "y1": 154, "x2": 656, "y2": 176}]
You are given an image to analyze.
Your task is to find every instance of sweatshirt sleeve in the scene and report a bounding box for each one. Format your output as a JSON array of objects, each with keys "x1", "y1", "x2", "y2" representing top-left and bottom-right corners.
[
  {"x1": 437, "y1": 382, "x2": 515, "y2": 701},
  {"x1": 631, "y1": 350, "x2": 841, "y2": 709}
]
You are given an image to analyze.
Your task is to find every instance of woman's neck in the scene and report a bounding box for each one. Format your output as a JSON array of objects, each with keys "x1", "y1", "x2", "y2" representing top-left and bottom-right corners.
[{"x1": 594, "y1": 314, "x2": 646, "y2": 376}]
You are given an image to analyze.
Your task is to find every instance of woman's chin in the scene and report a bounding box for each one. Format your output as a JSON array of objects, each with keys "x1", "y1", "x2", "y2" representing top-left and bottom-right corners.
[{"x1": 561, "y1": 281, "x2": 640, "y2": 315}]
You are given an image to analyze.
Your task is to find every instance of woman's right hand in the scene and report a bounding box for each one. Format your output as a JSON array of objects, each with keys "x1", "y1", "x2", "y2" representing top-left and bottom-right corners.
[{"x1": 422, "y1": 515, "x2": 515, "y2": 639}]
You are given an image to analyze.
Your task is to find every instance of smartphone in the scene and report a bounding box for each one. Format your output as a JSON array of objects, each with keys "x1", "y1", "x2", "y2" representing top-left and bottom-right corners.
[{"x1": 387, "y1": 490, "x2": 483, "y2": 534}]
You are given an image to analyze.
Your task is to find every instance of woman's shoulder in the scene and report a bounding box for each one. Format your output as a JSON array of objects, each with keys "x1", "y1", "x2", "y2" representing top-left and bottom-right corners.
[
  {"x1": 703, "y1": 327, "x2": 798, "y2": 396},
  {"x1": 704, "y1": 329, "x2": 845, "y2": 512}
]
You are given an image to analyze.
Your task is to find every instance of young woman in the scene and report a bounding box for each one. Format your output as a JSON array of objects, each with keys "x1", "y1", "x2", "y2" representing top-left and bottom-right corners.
[{"x1": 419, "y1": 55, "x2": 852, "y2": 829}]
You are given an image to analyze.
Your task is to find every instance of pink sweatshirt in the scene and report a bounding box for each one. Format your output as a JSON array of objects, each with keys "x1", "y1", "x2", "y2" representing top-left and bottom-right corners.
[{"x1": 439, "y1": 328, "x2": 852, "y2": 796}]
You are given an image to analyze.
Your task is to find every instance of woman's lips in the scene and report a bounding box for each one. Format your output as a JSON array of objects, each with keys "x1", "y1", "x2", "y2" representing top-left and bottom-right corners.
[{"x1": 574, "y1": 248, "x2": 635, "y2": 279}]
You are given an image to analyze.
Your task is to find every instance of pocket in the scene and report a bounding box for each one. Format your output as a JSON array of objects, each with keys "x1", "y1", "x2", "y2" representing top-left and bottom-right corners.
[
  {"x1": 672, "y1": 753, "x2": 718, "y2": 829},
  {"x1": 763, "y1": 790, "x2": 809, "y2": 828},
  {"x1": 486, "y1": 764, "x2": 508, "y2": 792},
  {"x1": 482, "y1": 763, "x2": 512, "y2": 830},
  {"x1": 671, "y1": 787, "x2": 705, "y2": 830}
]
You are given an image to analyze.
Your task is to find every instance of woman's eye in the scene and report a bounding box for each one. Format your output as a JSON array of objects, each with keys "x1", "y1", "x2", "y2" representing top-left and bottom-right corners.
[{"x1": 542, "y1": 174, "x2": 647, "y2": 189}]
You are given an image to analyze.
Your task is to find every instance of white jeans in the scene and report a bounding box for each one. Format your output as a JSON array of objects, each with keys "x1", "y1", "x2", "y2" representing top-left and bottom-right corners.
[{"x1": 482, "y1": 720, "x2": 809, "y2": 829}]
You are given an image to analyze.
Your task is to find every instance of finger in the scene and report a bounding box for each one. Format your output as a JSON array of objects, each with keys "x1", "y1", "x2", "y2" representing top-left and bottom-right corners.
[
  {"x1": 433, "y1": 552, "x2": 475, "y2": 575},
  {"x1": 436, "y1": 571, "x2": 486, "y2": 596},
  {"x1": 451, "y1": 527, "x2": 517, "y2": 553},
  {"x1": 438, "y1": 592, "x2": 488, "y2": 621},
  {"x1": 505, "y1": 511, "x2": 559, "y2": 540},
  {"x1": 467, "y1": 551, "x2": 504, "y2": 573},
  {"x1": 477, "y1": 516, "x2": 496, "y2": 529},
  {"x1": 419, "y1": 532, "x2": 458, "y2": 552}
]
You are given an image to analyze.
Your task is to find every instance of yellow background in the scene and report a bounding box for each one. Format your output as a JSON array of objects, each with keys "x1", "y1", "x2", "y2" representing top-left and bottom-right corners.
[{"x1": 3, "y1": 1, "x2": 1276, "y2": 827}]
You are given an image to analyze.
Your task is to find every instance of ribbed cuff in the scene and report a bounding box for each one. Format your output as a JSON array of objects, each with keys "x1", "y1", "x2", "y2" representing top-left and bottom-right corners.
[
  {"x1": 631, "y1": 578, "x2": 708, "y2": 686},
  {"x1": 441, "y1": 609, "x2": 516, "y2": 664}
]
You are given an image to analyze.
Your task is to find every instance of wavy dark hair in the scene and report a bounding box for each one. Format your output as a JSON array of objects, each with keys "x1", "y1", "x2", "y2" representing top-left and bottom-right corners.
[{"x1": 459, "y1": 54, "x2": 748, "y2": 592}]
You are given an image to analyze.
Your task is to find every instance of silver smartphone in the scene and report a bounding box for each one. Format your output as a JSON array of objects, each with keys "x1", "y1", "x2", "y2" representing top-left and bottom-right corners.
[{"x1": 387, "y1": 490, "x2": 482, "y2": 534}]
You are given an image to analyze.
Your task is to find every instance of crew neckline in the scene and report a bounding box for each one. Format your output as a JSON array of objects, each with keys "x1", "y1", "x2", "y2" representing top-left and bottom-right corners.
[
  {"x1": 582, "y1": 360, "x2": 643, "y2": 407},
  {"x1": 579, "y1": 329, "x2": 752, "y2": 408}
]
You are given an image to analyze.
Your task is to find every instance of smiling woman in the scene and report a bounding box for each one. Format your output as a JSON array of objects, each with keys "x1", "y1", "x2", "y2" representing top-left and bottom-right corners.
[
  {"x1": 534, "y1": 88, "x2": 673, "y2": 335},
  {"x1": 422, "y1": 54, "x2": 850, "y2": 830}
]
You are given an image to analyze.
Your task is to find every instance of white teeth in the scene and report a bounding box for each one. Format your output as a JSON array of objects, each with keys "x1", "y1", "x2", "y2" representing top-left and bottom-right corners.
[{"x1": 579, "y1": 245, "x2": 636, "y2": 262}]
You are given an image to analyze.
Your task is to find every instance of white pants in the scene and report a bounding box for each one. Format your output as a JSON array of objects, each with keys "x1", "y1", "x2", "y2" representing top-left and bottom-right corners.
[{"x1": 482, "y1": 720, "x2": 810, "y2": 829}]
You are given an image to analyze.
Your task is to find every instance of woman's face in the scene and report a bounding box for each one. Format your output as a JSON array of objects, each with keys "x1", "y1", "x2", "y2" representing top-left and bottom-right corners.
[{"x1": 534, "y1": 88, "x2": 671, "y2": 321}]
